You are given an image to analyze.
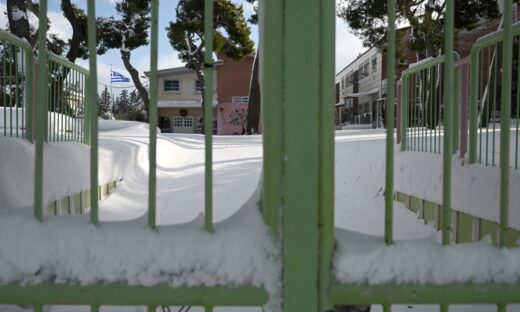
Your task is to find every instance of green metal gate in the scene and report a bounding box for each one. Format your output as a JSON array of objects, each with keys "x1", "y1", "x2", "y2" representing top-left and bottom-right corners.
[{"x1": 0, "y1": 0, "x2": 519, "y2": 312}]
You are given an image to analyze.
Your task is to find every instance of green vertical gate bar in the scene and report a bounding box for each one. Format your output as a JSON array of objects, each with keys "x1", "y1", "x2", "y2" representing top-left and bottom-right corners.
[
  {"x1": 83, "y1": 73, "x2": 89, "y2": 144},
  {"x1": 401, "y1": 75, "x2": 408, "y2": 151},
  {"x1": 318, "y1": 0, "x2": 335, "y2": 310},
  {"x1": 282, "y1": 0, "x2": 320, "y2": 311},
  {"x1": 2, "y1": 41, "x2": 6, "y2": 138},
  {"x1": 516, "y1": 41, "x2": 520, "y2": 170},
  {"x1": 261, "y1": 0, "x2": 283, "y2": 236},
  {"x1": 34, "y1": 0, "x2": 49, "y2": 221},
  {"x1": 453, "y1": 67, "x2": 460, "y2": 154},
  {"x1": 204, "y1": 0, "x2": 214, "y2": 232},
  {"x1": 84, "y1": 73, "x2": 90, "y2": 145},
  {"x1": 24, "y1": 46, "x2": 33, "y2": 142},
  {"x1": 88, "y1": 0, "x2": 99, "y2": 225},
  {"x1": 15, "y1": 47, "x2": 19, "y2": 138},
  {"x1": 441, "y1": 0, "x2": 454, "y2": 245},
  {"x1": 499, "y1": 0, "x2": 512, "y2": 248},
  {"x1": 469, "y1": 45, "x2": 478, "y2": 164},
  {"x1": 148, "y1": 0, "x2": 159, "y2": 230},
  {"x1": 385, "y1": 0, "x2": 396, "y2": 245}
]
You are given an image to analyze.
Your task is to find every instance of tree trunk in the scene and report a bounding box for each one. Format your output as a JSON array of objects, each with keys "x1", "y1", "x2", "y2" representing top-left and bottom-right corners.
[
  {"x1": 423, "y1": 4, "x2": 437, "y2": 58},
  {"x1": 121, "y1": 49, "x2": 150, "y2": 120},
  {"x1": 62, "y1": 0, "x2": 84, "y2": 63},
  {"x1": 195, "y1": 65, "x2": 205, "y2": 111},
  {"x1": 246, "y1": 50, "x2": 260, "y2": 134},
  {"x1": 194, "y1": 65, "x2": 207, "y2": 133},
  {"x1": 7, "y1": 0, "x2": 31, "y2": 41}
]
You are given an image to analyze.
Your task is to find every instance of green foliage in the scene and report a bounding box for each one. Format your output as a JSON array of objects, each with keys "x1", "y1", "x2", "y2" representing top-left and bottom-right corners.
[
  {"x1": 166, "y1": 0, "x2": 254, "y2": 70},
  {"x1": 97, "y1": 0, "x2": 151, "y2": 54},
  {"x1": 47, "y1": 33, "x2": 67, "y2": 55},
  {"x1": 114, "y1": 89, "x2": 147, "y2": 121},
  {"x1": 245, "y1": 0, "x2": 258, "y2": 25},
  {"x1": 337, "y1": 0, "x2": 501, "y2": 57}
]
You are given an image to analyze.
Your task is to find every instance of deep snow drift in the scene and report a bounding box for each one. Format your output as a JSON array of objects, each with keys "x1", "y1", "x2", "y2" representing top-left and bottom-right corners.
[{"x1": 1, "y1": 121, "x2": 519, "y2": 312}]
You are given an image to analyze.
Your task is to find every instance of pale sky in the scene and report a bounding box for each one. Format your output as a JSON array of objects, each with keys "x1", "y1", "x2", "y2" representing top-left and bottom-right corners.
[{"x1": 0, "y1": 0, "x2": 366, "y2": 92}]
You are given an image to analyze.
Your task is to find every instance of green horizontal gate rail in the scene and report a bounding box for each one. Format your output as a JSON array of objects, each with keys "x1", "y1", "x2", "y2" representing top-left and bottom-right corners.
[
  {"x1": 0, "y1": 28, "x2": 88, "y2": 144},
  {"x1": 2, "y1": 0, "x2": 520, "y2": 312}
]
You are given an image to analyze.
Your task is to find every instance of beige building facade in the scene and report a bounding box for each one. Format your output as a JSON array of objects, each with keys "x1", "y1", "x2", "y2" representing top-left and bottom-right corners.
[{"x1": 156, "y1": 67, "x2": 218, "y2": 133}]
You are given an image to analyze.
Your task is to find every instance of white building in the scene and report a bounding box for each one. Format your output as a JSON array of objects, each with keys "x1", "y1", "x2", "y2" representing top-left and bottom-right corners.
[{"x1": 336, "y1": 47, "x2": 385, "y2": 127}]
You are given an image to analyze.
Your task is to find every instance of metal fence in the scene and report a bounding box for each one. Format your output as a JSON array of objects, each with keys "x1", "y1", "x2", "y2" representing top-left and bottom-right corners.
[
  {"x1": 0, "y1": 29, "x2": 88, "y2": 144},
  {"x1": 47, "y1": 53, "x2": 88, "y2": 143},
  {"x1": 0, "y1": 30, "x2": 32, "y2": 141},
  {"x1": 0, "y1": 0, "x2": 519, "y2": 312},
  {"x1": 469, "y1": 23, "x2": 520, "y2": 169},
  {"x1": 400, "y1": 54, "x2": 454, "y2": 154},
  {"x1": 400, "y1": 22, "x2": 520, "y2": 171}
]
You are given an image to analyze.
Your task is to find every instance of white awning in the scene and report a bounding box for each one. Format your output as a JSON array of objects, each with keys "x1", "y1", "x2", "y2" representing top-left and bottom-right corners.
[
  {"x1": 344, "y1": 88, "x2": 379, "y2": 98},
  {"x1": 158, "y1": 99, "x2": 218, "y2": 108}
]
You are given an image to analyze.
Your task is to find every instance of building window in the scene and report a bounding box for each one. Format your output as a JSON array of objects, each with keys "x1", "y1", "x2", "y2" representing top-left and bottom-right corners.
[
  {"x1": 173, "y1": 116, "x2": 193, "y2": 127},
  {"x1": 359, "y1": 61, "x2": 369, "y2": 77},
  {"x1": 195, "y1": 79, "x2": 201, "y2": 91},
  {"x1": 371, "y1": 56, "x2": 377, "y2": 72},
  {"x1": 164, "y1": 80, "x2": 180, "y2": 92},
  {"x1": 173, "y1": 116, "x2": 183, "y2": 127},
  {"x1": 346, "y1": 72, "x2": 353, "y2": 87},
  {"x1": 232, "y1": 96, "x2": 249, "y2": 103},
  {"x1": 184, "y1": 116, "x2": 193, "y2": 127},
  {"x1": 341, "y1": 78, "x2": 344, "y2": 89}
]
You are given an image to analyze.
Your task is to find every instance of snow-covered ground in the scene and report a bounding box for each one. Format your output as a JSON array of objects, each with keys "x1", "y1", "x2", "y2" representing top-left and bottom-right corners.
[
  {"x1": 1, "y1": 120, "x2": 519, "y2": 312},
  {"x1": 1, "y1": 108, "x2": 85, "y2": 142}
]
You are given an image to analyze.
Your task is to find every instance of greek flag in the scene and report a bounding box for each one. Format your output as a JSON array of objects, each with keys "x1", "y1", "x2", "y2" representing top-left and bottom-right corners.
[{"x1": 111, "y1": 71, "x2": 130, "y2": 83}]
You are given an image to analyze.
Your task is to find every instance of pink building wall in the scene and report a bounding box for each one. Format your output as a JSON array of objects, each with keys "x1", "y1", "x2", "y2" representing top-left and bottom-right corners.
[
  {"x1": 217, "y1": 103, "x2": 248, "y2": 135},
  {"x1": 215, "y1": 53, "x2": 256, "y2": 135}
]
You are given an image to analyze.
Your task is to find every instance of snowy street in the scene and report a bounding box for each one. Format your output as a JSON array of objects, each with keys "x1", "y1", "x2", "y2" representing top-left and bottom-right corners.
[{"x1": 1, "y1": 120, "x2": 520, "y2": 312}]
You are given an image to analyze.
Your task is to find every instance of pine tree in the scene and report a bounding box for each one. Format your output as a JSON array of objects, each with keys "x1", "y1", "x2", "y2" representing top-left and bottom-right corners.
[
  {"x1": 114, "y1": 89, "x2": 130, "y2": 116},
  {"x1": 98, "y1": 87, "x2": 112, "y2": 120},
  {"x1": 166, "y1": 0, "x2": 254, "y2": 111},
  {"x1": 337, "y1": 0, "x2": 502, "y2": 58}
]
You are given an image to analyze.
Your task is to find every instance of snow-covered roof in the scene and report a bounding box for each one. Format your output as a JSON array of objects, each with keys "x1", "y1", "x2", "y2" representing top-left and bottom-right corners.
[{"x1": 158, "y1": 99, "x2": 218, "y2": 108}]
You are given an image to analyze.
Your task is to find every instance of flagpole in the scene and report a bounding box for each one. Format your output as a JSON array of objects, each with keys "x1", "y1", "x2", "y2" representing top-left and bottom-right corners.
[{"x1": 110, "y1": 64, "x2": 113, "y2": 114}]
